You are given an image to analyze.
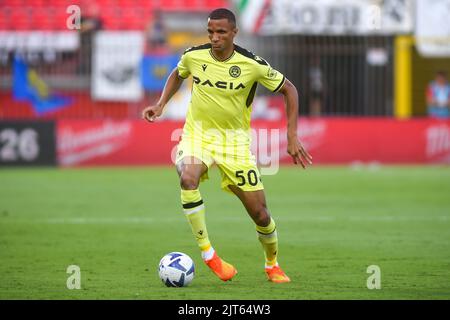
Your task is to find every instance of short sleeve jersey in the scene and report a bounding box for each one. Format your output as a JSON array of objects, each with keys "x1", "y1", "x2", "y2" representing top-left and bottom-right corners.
[{"x1": 177, "y1": 43, "x2": 285, "y2": 145}]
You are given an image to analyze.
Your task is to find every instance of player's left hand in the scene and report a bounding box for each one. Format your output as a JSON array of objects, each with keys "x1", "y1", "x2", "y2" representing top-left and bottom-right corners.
[{"x1": 287, "y1": 139, "x2": 312, "y2": 169}]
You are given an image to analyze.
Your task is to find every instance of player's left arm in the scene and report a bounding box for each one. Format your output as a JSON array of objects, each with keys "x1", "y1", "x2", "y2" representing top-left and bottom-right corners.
[{"x1": 278, "y1": 79, "x2": 313, "y2": 168}]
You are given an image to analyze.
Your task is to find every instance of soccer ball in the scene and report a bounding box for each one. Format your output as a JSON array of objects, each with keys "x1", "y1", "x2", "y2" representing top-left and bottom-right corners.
[{"x1": 158, "y1": 252, "x2": 195, "y2": 287}]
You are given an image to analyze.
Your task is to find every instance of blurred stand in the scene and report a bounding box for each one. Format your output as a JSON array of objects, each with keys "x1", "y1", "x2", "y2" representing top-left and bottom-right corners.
[{"x1": 0, "y1": 0, "x2": 449, "y2": 120}]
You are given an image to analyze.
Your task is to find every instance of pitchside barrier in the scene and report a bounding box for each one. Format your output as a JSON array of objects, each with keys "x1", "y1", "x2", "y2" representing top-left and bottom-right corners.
[
  {"x1": 2, "y1": 118, "x2": 449, "y2": 167},
  {"x1": 53, "y1": 118, "x2": 450, "y2": 167}
]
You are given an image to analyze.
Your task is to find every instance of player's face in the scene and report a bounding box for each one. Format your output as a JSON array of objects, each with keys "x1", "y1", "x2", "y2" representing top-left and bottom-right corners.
[{"x1": 207, "y1": 18, "x2": 237, "y2": 53}]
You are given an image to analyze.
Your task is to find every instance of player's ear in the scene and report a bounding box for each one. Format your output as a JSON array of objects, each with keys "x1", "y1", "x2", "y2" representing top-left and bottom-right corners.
[{"x1": 233, "y1": 27, "x2": 238, "y2": 36}]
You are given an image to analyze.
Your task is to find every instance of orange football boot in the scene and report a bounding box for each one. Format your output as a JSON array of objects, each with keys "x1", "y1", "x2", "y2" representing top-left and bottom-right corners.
[
  {"x1": 265, "y1": 265, "x2": 291, "y2": 283},
  {"x1": 204, "y1": 252, "x2": 237, "y2": 281}
]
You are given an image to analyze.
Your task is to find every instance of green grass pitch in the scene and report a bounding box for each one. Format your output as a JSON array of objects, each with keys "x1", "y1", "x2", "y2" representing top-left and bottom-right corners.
[{"x1": 0, "y1": 165, "x2": 449, "y2": 300}]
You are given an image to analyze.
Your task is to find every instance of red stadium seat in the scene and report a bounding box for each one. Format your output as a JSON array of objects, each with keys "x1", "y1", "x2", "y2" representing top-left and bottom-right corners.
[
  {"x1": 137, "y1": 0, "x2": 157, "y2": 10},
  {"x1": 26, "y1": 0, "x2": 45, "y2": 7},
  {"x1": 101, "y1": 8, "x2": 121, "y2": 30},
  {"x1": 159, "y1": 0, "x2": 178, "y2": 11},
  {"x1": 116, "y1": 0, "x2": 135, "y2": 8},
  {"x1": 47, "y1": 0, "x2": 68, "y2": 7},
  {"x1": 0, "y1": 11, "x2": 9, "y2": 30},
  {"x1": 31, "y1": 9, "x2": 54, "y2": 30},
  {"x1": 118, "y1": 9, "x2": 146, "y2": 30},
  {"x1": 0, "y1": 0, "x2": 230, "y2": 31},
  {"x1": 0, "y1": 7, "x2": 11, "y2": 23},
  {"x1": 183, "y1": 0, "x2": 201, "y2": 10},
  {"x1": 53, "y1": 10, "x2": 73, "y2": 30},
  {"x1": 10, "y1": 10, "x2": 32, "y2": 30},
  {"x1": 207, "y1": 0, "x2": 228, "y2": 9},
  {"x1": 0, "y1": 21, "x2": 8, "y2": 30},
  {"x1": 95, "y1": 0, "x2": 116, "y2": 7},
  {"x1": 3, "y1": 0, "x2": 24, "y2": 8}
]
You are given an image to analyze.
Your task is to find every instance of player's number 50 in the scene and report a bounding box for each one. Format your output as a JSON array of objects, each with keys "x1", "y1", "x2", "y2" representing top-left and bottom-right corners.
[{"x1": 235, "y1": 170, "x2": 259, "y2": 186}]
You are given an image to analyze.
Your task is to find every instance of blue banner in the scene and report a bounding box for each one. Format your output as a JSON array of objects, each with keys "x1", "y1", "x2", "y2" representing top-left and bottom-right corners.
[
  {"x1": 141, "y1": 54, "x2": 179, "y2": 91},
  {"x1": 13, "y1": 56, "x2": 72, "y2": 115}
]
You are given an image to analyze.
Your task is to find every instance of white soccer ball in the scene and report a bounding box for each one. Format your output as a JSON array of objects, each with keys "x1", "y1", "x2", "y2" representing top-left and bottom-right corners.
[{"x1": 158, "y1": 252, "x2": 195, "y2": 287}]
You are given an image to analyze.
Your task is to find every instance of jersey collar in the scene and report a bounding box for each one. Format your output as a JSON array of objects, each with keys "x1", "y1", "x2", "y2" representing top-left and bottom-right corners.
[{"x1": 209, "y1": 45, "x2": 236, "y2": 62}]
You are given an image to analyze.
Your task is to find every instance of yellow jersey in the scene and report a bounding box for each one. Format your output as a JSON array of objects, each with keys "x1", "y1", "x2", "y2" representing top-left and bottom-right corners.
[{"x1": 177, "y1": 43, "x2": 285, "y2": 146}]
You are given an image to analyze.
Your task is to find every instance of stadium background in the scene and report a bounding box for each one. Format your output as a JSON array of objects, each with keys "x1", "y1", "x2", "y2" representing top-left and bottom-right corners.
[{"x1": 0, "y1": 0, "x2": 450, "y2": 300}]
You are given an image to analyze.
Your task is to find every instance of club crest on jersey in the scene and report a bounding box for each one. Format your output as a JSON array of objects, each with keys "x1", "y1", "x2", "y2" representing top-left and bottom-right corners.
[
  {"x1": 229, "y1": 66, "x2": 241, "y2": 78},
  {"x1": 267, "y1": 68, "x2": 278, "y2": 79}
]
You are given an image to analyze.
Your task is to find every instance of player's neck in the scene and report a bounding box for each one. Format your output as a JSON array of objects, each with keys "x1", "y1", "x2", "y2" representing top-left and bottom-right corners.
[{"x1": 211, "y1": 44, "x2": 235, "y2": 62}]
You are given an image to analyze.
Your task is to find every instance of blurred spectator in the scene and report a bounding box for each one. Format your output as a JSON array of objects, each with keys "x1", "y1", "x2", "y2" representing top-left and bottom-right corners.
[
  {"x1": 143, "y1": 10, "x2": 172, "y2": 104},
  {"x1": 77, "y1": 1, "x2": 103, "y2": 75},
  {"x1": 145, "y1": 10, "x2": 170, "y2": 55},
  {"x1": 308, "y1": 56, "x2": 325, "y2": 117},
  {"x1": 426, "y1": 71, "x2": 450, "y2": 118}
]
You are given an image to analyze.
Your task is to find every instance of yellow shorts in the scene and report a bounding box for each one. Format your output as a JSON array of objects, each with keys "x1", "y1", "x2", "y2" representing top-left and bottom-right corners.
[{"x1": 175, "y1": 138, "x2": 264, "y2": 194}]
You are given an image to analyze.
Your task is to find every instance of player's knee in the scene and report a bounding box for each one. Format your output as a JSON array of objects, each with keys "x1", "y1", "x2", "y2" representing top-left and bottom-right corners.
[
  {"x1": 252, "y1": 206, "x2": 270, "y2": 226},
  {"x1": 180, "y1": 172, "x2": 200, "y2": 190}
]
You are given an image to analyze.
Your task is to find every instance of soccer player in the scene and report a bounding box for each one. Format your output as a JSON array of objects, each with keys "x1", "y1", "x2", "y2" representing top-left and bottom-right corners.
[{"x1": 143, "y1": 8, "x2": 312, "y2": 283}]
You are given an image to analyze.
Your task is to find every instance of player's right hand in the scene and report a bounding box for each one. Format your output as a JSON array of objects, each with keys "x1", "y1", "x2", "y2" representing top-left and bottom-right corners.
[
  {"x1": 287, "y1": 138, "x2": 313, "y2": 169},
  {"x1": 142, "y1": 104, "x2": 163, "y2": 123}
]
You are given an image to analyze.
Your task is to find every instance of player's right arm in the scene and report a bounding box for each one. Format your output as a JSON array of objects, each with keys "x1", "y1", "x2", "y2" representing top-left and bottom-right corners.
[{"x1": 142, "y1": 67, "x2": 185, "y2": 122}]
